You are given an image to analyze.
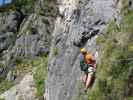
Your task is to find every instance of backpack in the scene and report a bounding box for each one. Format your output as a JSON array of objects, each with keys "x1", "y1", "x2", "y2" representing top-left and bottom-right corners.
[{"x1": 79, "y1": 54, "x2": 89, "y2": 71}]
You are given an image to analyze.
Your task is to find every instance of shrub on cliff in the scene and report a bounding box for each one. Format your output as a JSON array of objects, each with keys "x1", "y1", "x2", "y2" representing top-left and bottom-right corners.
[{"x1": 88, "y1": 10, "x2": 133, "y2": 100}]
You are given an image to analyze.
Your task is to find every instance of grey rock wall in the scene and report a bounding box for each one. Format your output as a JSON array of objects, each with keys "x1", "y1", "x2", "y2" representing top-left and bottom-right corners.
[
  {"x1": 0, "y1": 0, "x2": 56, "y2": 82},
  {"x1": 46, "y1": 0, "x2": 120, "y2": 100},
  {"x1": 0, "y1": 10, "x2": 25, "y2": 80},
  {"x1": 0, "y1": 0, "x2": 56, "y2": 99},
  {"x1": 0, "y1": 0, "x2": 129, "y2": 99}
]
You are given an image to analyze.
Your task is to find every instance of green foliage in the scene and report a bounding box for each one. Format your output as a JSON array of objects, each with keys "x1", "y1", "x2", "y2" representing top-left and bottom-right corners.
[
  {"x1": 43, "y1": 0, "x2": 55, "y2": 8},
  {"x1": 121, "y1": 0, "x2": 133, "y2": 15},
  {"x1": 0, "y1": 0, "x2": 35, "y2": 14},
  {"x1": 53, "y1": 47, "x2": 59, "y2": 56},
  {"x1": 0, "y1": 80, "x2": 13, "y2": 94},
  {"x1": 37, "y1": 10, "x2": 45, "y2": 16},
  {"x1": 33, "y1": 56, "x2": 48, "y2": 100},
  {"x1": 89, "y1": 11, "x2": 133, "y2": 100},
  {"x1": 15, "y1": 57, "x2": 34, "y2": 75},
  {"x1": 15, "y1": 56, "x2": 48, "y2": 100},
  {"x1": 14, "y1": 0, "x2": 35, "y2": 14},
  {"x1": 122, "y1": 12, "x2": 133, "y2": 33},
  {"x1": 121, "y1": 0, "x2": 130, "y2": 14}
]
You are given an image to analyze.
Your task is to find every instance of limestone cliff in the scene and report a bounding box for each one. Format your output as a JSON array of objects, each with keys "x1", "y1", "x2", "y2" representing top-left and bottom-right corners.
[
  {"x1": 0, "y1": 0, "x2": 133, "y2": 100},
  {"x1": 0, "y1": 0, "x2": 56, "y2": 100},
  {"x1": 46, "y1": 0, "x2": 121, "y2": 100}
]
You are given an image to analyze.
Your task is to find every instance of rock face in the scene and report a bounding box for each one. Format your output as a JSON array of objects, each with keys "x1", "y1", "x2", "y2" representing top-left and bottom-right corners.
[
  {"x1": 1, "y1": 0, "x2": 132, "y2": 100},
  {"x1": 46, "y1": 0, "x2": 120, "y2": 100},
  {"x1": 0, "y1": 0, "x2": 55, "y2": 81},
  {"x1": 0, "y1": 74, "x2": 37, "y2": 100},
  {"x1": 12, "y1": 14, "x2": 52, "y2": 57},
  {"x1": 0, "y1": 10, "x2": 25, "y2": 80},
  {"x1": 0, "y1": 10, "x2": 24, "y2": 52},
  {"x1": 0, "y1": 0, "x2": 56, "y2": 99}
]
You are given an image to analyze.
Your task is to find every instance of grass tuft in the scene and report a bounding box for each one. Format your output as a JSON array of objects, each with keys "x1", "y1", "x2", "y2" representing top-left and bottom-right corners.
[{"x1": 0, "y1": 80, "x2": 13, "y2": 94}]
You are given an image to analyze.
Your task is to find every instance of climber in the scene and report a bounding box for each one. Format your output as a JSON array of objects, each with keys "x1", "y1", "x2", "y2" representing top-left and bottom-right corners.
[{"x1": 79, "y1": 48, "x2": 96, "y2": 92}]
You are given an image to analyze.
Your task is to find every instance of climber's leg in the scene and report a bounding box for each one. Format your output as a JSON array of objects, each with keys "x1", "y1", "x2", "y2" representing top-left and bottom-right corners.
[
  {"x1": 85, "y1": 74, "x2": 93, "y2": 89},
  {"x1": 85, "y1": 67, "x2": 94, "y2": 89},
  {"x1": 83, "y1": 74, "x2": 87, "y2": 83}
]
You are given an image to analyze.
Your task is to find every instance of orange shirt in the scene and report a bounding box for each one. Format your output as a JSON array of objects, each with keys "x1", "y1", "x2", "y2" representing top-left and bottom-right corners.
[{"x1": 84, "y1": 52, "x2": 95, "y2": 64}]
